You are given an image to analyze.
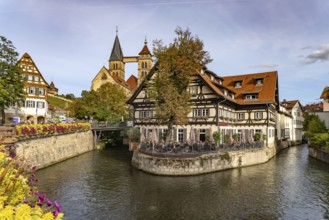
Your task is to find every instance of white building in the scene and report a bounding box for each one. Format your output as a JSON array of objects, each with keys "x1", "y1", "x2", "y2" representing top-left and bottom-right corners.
[{"x1": 280, "y1": 100, "x2": 304, "y2": 145}]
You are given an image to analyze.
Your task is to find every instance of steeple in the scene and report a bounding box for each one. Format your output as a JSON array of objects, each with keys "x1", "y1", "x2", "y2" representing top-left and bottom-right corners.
[
  {"x1": 108, "y1": 28, "x2": 125, "y2": 80},
  {"x1": 138, "y1": 37, "x2": 151, "y2": 55},
  {"x1": 137, "y1": 37, "x2": 153, "y2": 85},
  {"x1": 109, "y1": 30, "x2": 124, "y2": 61}
]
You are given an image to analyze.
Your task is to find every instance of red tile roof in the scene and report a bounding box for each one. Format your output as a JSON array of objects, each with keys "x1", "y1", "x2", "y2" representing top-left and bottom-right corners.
[
  {"x1": 139, "y1": 44, "x2": 151, "y2": 55},
  {"x1": 221, "y1": 71, "x2": 278, "y2": 105},
  {"x1": 126, "y1": 75, "x2": 138, "y2": 91}
]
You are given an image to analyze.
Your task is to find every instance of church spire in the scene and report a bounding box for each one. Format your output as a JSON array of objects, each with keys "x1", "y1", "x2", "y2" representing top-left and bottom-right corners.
[{"x1": 109, "y1": 28, "x2": 123, "y2": 61}]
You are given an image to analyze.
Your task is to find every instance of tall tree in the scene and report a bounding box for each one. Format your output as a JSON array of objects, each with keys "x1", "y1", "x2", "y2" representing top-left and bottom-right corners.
[
  {"x1": 73, "y1": 83, "x2": 127, "y2": 122},
  {"x1": 0, "y1": 36, "x2": 25, "y2": 124},
  {"x1": 148, "y1": 27, "x2": 212, "y2": 144}
]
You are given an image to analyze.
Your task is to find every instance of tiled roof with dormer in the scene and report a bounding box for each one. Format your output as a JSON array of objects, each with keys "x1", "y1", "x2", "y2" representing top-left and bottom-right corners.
[{"x1": 222, "y1": 71, "x2": 278, "y2": 105}]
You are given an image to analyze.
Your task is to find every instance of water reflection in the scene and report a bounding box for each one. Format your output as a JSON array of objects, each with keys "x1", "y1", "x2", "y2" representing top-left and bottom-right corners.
[{"x1": 36, "y1": 145, "x2": 329, "y2": 220}]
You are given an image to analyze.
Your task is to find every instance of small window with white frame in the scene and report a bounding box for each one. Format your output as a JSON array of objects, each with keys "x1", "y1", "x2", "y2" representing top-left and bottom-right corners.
[
  {"x1": 235, "y1": 81, "x2": 242, "y2": 88},
  {"x1": 194, "y1": 108, "x2": 209, "y2": 117},
  {"x1": 245, "y1": 94, "x2": 258, "y2": 100},
  {"x1": 256, "y1": 79, "x2": 263, "y2": 86},
  {"x1": 254, "y1": 112, "x2": 263, "y2": 119},
  {"x1": 189, "y1": 86, "x2": 198, "y2": 95},
  {"x1": 140, "y1": 110, "x2": 153, "y2": 119},
  {"x1": 26, "y1": 100, "x2": 35, "y2": 108},
  {"x1": 237, "y1": 113, "x2": 245, "y2": 120}
]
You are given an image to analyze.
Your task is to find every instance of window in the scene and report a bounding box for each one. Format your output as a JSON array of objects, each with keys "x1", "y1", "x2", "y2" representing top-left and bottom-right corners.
[
  {"x1": 189, "y1": 86, "x2": 198, "y2": 95},
  {"x1": 178, "y1": 129, "x2": 185, "y2": 143},
  {"x1": 254, "y1": 112, "x2": 263, "y2": 119},
  {"x1": 256, "y1": 79, "x2": 263, "y2": 85},
  {"x1": 224, "y1": 90, "x2": 228, "y2": 96},
  {"x1": 140, "y1": 110, "x2": 153, "y2": 118},
  {"x1": 37, "y1": 101, "x2": 45, "y2": 108},
  {"x1": 34, "y1": 76, "x2": 39, "y2": 82},
  {"x1": 28, "y1": 87, "x2": 35, "y2": 94},
  {"x1": 235, "y1": 81, "x2": 242, "y2": 88},
  {"x1": 245, "y1": 94, "x2": 258, "y2": 100},
  {"x1": 27, "y1": 75, "x2": 33, "y2": 81},
  {"x1": 26, "y1": 100, "x2": 35, "y2": 108},
  {"x1": 194, "y1": 108, "x2": 209, "y2": 117},
  {"x1": 36, "y1": 88, "x2": 45, "y2": 95},
  {"x1": 237, "y1": 113, "x2": 245, "y2": 120},
  {"x1": 210, "y1": 75, "x2": 214, "y2": 81}
]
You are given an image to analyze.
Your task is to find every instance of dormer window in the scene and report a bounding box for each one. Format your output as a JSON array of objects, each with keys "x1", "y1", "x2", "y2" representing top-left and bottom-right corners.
[
  {"x1": 235, "y1": 81, "x2": 242, "y2": 88},
  {"x1": 224, "y1": 89, "x2": 228, "y2": 96},
  {"x1": 200, "y1": 69, "x2": 205, "y2": 75},
  {"x1": 210, "y1": 75, "x2": 214, "y2": 81},
  {"x1": 245, "y1": 94, "x2": 258, "y2": 100},
  {"x1": 232, "y1": 94, "x2": 235, "y2": 99},
  {"x1": 218, "y1": 80, "x2": 222, "y2": 85},
  {"x1": 256, "y1": 79, "x2": 263, "y2": 86}
]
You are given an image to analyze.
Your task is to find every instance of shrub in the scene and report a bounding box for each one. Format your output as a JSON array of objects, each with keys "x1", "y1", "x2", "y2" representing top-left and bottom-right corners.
[{"x1": 127, "y1": 127, "x2": 140, "y2": 141}]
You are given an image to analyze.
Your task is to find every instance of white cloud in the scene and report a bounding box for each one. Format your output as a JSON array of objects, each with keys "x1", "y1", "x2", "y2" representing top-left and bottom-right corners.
[{"x1": 303, "y1": 44, "x2": 329, "y2": 64}]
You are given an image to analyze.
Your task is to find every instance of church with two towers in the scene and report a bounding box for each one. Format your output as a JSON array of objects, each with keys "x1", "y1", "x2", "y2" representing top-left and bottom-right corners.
[{"x1": 91, "y1": 32, "x2": 153, "y2": 96}]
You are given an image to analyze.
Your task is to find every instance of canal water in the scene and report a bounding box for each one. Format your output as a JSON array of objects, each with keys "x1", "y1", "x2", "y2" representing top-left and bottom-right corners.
[{"x1": 36, "y1": 145, "x2": 329, "y2": 220}]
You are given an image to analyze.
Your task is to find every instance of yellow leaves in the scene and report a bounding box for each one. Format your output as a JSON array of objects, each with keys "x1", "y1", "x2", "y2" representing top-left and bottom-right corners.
[{"x1": 0, "y1": 205, "x2": 14, "y2": 219}]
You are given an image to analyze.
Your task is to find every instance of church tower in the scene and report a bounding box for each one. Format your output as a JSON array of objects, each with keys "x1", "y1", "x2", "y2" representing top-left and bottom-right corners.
[
  {"x1": 137, "y1": 38, "x2": 152, "y2": 85},
  {"x1": 109, "y1": 31, "x2": 125, "y2": 80}
]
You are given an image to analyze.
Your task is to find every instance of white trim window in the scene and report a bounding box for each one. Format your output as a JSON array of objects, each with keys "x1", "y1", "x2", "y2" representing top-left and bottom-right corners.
[
  {"x1": 37, "y1": 101, "x2": 45, "y2": 109},
  {"x1": 140, "y1": 110, "x2": 153, "y2": 119},
  {"x1": 27, "y1": 75, "x2": 33, "y2": 81},
  {"x1": 26, "y1": 100, "x2": 35, "y2": 108},
  {"x1": 194, "y1": 108, "x2": 209, "y2": 117},
  {"x1": 254, "y1": 112, "x2": 263, "y2": 119},
  {"x1": 245, "y1": 94, "x2": 258, "y2": 100},
  {"x1": 237, "y1": 113, "x2": 245, "y2": 120},
  {"x1": 256, "y1": 79, "x2": 263, "y2": 85},
  {"x1": 189, "y1": 86, "x2": 198, "y2": 95},
  {"x1": 28, "y1": 87, "x2": 35, "y2": 94}
]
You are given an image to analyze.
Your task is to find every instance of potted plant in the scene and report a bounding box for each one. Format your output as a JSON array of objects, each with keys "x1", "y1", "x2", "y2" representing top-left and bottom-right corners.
[
  {"x1": 212, "y1": 131, "x2": 221, "y2": 147},
  {"x1": 127, "y1": 127, "x2": 141, "y2": 151}
]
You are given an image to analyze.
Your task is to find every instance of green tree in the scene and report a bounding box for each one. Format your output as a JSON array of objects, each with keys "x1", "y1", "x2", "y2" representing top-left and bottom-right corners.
[
  {"x1": 94, "y1": 83, "x2": 127, "y2": 122},
  {"x1": 148, "y1": 27, "x2": 212, "y2": 144},
  {"x1": 73, "y1": 83, "x2": 127, "y2": 122},
  {"x1": 0, "y1": 36, "x2": 25, "y2": 124}
]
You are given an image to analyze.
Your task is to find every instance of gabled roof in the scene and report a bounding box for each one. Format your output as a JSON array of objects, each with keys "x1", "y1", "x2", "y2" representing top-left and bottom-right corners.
[
  {"x1": 18, "y1": 53, "x2": 50, "y2": 87},
  {"x1": 109, "y1": 35, "x2": 123, "y2": 61},
  {"x1": 281, "y1": 99, "x2": 302, "y2": 110},
  {"x1": 127, "y1": 66, "x2": 278, "y2": 107},
  {"x1": 320, "y1": 86, "x2": 329, "y2": 99},
  {"x1": 222, "y1": 71, "x2": 278, "y2": 105},
  {"x1": 126, "y1": 75, "x2": 138, "y2": 91}
]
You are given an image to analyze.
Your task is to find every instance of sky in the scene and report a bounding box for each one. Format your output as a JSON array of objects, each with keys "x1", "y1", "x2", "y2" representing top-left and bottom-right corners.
[{"x1": 1, "y1": 0, "x2": 329, "y2": 105}]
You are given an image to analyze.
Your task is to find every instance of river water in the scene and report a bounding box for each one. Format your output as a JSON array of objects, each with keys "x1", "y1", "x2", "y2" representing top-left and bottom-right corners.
[{"x1": 36, "y1": 144, "x2": 329, "y2": 220}]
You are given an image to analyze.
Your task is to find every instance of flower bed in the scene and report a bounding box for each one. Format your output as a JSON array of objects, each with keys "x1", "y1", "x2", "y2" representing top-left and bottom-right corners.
[
  {"x1": 14, "y1": 123, "x2": 91, "y2": 140},
  {"x1": 0, "y1": 145, "x2": 64, "y2": 219}
]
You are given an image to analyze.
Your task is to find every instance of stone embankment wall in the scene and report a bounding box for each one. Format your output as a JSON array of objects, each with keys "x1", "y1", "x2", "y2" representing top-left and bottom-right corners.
[
  {"x1": 15, "y1": 131, "x2": 94, "y2": 169},
  {"x1": 309, "y1": 147, "x2": 329, "y2": 164},
  {"x1": 132, "y1": 143, "x2": 278, "y2": 176}
]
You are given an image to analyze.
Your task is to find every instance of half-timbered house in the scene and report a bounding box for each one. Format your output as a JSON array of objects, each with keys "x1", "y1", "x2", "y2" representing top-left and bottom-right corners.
[{"x1": 127, "y1": 65, "x2": 280, "y2": 147}]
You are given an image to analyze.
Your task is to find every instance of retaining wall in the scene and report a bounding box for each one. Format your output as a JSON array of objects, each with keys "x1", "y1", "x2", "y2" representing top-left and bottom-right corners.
[
  {"x1": 132, "y1": 143, "x2": 278, "y2": 176},
  {"x1": 309, "y1": 147, "x2": 329, "y2": 164},
  {"x1": 15, "y1": 131, "x2": 94, "y2": 169}
]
